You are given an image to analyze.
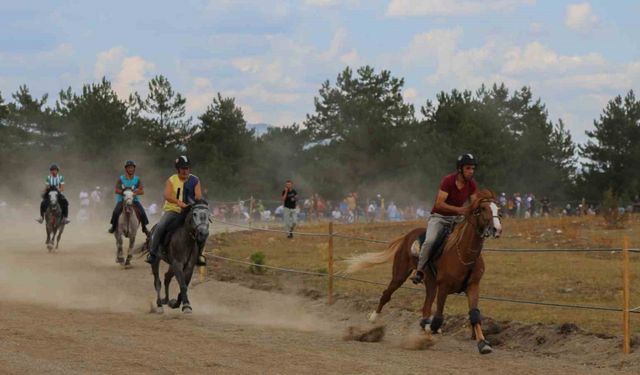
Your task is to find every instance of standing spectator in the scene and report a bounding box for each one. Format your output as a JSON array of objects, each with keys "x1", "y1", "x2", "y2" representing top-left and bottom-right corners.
[
  {"x1": 148, "y1": 201, "x2": 158, "y2": 218},
  {"x1": 375, "y1": 193, "x2": 385, "y2": 221},
  {"x1": 78, "y1": 189, "x2": 90, "y2": 223},
  {"x1": 498, "y1": 193, "x2": 507, "y2": 212},
  {"x1": 514, "y1": 193, "x2": 522, "y2": 218},
  {"x1": 281, "y1": 180, "x2": 298, "y2": 238},
  {"x1": 345, "y1": 193, "x2": 357, "y2": 222},
  {"x1": 331, "y1": 206, "x2": 342, "y2": 221},
  {"x1": 541, "y1": 196, "x2": 550, "y2": 216},
  {"x1": 367, "y1": 201, "x2": 377, "y2": 223},
  {"x1": 387, "y1": 201, "x2": 400, "y2": 221},
  {"x1": 90, "y1": 186, "x2": 103, "y2": 220}
]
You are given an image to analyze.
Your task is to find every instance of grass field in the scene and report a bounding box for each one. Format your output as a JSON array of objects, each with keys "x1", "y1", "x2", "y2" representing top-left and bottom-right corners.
[{"x1": 208, "y1": 214, "x2": 640, "y2": 336}]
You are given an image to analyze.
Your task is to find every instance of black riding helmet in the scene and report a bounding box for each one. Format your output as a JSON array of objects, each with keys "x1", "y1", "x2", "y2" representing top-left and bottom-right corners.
[
  {"x1": 49, "y1": 163, "x2": 59, "y2": 171},
  {"x1": 124, "y1": 160, "x2": 136, "y2": 168},
  {"x1": 456, "y1": 153, "x2": 477, "y2": 173},
  {"x1": 175, "y1": 155, "x2": 191, "y2": 169}
]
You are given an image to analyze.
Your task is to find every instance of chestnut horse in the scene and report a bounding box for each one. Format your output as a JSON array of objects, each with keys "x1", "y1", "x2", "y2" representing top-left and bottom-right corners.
[{"x1": 346, "y1": 190, "x2": 502, "y2": 354}]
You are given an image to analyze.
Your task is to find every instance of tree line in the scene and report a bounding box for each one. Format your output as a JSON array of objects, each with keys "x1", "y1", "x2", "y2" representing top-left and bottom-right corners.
[{"x1": 0, "y1": 66, "x2": 638, "y2": 207}]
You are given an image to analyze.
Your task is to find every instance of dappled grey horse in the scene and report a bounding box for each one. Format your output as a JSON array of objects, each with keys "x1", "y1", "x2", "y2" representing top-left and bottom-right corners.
[
  {"x1": 114, "y1": 189, "x2": 140, "y2": 266},
  {"x1": 45, "y1": 189, "x2": 65, "y2": 251},
  {"x1": 141, "y1": 201, "x2": 210, "y2": 314}
]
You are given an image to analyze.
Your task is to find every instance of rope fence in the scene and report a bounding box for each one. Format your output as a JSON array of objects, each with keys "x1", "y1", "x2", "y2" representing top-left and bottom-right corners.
[
  {"x1": 207, "y1": 253, "x2": 638, "y2": 315},
  {"x1": 208, "y1": 218, "x2": 638, "y2": 352},
  {"x1": 211, "y1": 217, "x2": 640, "y2": 253}
]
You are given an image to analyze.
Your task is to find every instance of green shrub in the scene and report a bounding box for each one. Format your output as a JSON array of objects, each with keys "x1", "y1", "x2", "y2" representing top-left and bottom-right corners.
[{"x1": 249, "y1": 251, "x2": 266, "y2": 274}]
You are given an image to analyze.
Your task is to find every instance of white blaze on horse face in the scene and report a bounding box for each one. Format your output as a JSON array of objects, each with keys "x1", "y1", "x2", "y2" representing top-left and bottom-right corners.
[
  {"x1": 489, "y1": 202, "x2": 502, "y2": 236},
  {"x1": 123, "y1": 190, "x2": 134, "y2": 204},
  {"x1": 49, "y1": 191, "x2": 58, "y2": 204}
]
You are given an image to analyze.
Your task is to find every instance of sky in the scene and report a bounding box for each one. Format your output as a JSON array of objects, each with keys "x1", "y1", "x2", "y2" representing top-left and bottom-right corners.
[{"x1": 1, "y1": 0, "x2": 638, "y2": 144}]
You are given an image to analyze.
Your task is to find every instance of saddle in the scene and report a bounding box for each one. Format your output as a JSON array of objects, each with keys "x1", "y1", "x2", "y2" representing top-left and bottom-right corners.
[{"x1": 411, "y1": 223, "x2": 456, "y2": 265}]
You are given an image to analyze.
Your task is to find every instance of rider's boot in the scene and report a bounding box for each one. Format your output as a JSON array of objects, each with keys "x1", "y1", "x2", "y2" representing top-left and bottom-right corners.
[
  {"x1": 63, "y1": 217, "x2": 70, "y2": 224},
  {"x1": 36, "y1": 217, "x2": 44, "y2": 224},
  {"x1": 145, "y1": 245, "x2": 159, "y2": 264},
  {"x1": 142, "y1": 225, "x2": 150, "y2": 236},
  {"x1": 108, "y1": 225, "x2": 116, "y2": 234},
  {"x1": 411, "y1": 269, "x2": 425, "y2": 285}
]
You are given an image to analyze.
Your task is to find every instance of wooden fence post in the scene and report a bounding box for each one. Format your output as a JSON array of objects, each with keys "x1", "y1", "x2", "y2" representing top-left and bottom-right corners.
[
  {"x1": 328, "y1": 221, "x2": 334, "y2": 305},
  {"x1": 623, "y1": 236, "x2": 631, "y2": 354}
]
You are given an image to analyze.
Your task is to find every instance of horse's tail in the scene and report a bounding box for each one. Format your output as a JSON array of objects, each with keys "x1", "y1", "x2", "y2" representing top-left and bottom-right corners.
[
  {"x1": 131, "y1": 238, "x2": 150, "y2": 256},
  {"x1": 344, "y1": 227, "x2": 426, "y2": 274}
]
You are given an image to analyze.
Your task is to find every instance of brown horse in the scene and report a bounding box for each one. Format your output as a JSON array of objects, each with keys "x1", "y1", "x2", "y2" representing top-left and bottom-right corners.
[{"x1": 346, "y1": 189, "x2": 502, "y2": 354}]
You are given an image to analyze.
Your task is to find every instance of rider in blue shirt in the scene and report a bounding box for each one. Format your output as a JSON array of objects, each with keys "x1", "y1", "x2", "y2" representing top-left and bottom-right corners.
[{"x1": 108, "y1": 160, "x2": 150, "y2": 235}]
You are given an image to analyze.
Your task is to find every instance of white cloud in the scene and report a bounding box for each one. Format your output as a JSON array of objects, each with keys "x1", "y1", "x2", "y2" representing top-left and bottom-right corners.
[
  {"x1": 232, "y1": 84, "x2": 302, "y2": 105},
  {"x1": 401, "y1": 27, "x2": 503, "y2": 89},
  {"x1": 304, "y1": 0, "x2": 338, "y2": 6},
  {"x1": 502, "y1": 41, "x2": 605, "y2": 74},
  {"x1": 565, "y1": 3, "x2": 599, "y2": 32},
  {"x1": 231, "y1": 57, "x2": 261, "y2": 74},
  {"x1": 113, "y1": 56, "x2": 155, "y2": 98},
  {"x1": 529, "y1": 22, "x2": 543, "y2": 34},
  {"x1": 403, "y1": 87, "x2": 418, "y2": 101},
  {"x1": 321, "y1": 27, "x2": 348, "y2": 61},
  {"x1": 403, "y1": 27, "x2": 463, "y2": 66},
  {"x1": 340, "y1": 49, "x2": 359, "y2": 66},
  {"x1": 387, "y1": 0, "x2": 535, "y2": 17},
  {"x1": 94, "y1": 47, "x2": 155, "y2": 98},
  {"x1": 186, "y1": 77, "x2": 216, "y2": 114},
  {"x1": 94, "y1": 46, "x2": 125, "y2": 79},
  {"x1": 0, "y1": 43, "x2": 75, "y2": 68}
]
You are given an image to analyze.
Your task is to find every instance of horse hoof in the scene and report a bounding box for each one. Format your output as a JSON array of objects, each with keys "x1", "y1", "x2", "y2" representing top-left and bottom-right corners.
[
  {"x1": 368, "y1": 311, "x2": 379, "y2": 322},
  {"x1": 168, "y1": 299, "x2": 180, "y2": 309},
  {"x1": 182, "y1": 305, "x2": 192, "y2": 314},
  {"x1": 478, "y1": 340, "x2": 493, "y2": 354},
  {"x1": 161, "y1": 298, "x2": 169, "y2": 305},
  {"x1": 419, "y1": 318, "x2": 432, "y2": 330},
  {"x1": 116, "y1": 257, "x2": 124, "y2": 264}
]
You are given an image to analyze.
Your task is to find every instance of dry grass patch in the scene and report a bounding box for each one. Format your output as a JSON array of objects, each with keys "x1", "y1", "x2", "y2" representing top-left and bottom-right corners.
[{"x1": 208, "y1": 215, "x2": 640, "y2": 336}]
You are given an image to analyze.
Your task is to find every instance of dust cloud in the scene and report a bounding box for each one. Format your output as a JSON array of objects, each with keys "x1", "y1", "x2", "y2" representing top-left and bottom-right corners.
[{"x1": 0, "y1": 217, "x2": 336, "y2": 335}]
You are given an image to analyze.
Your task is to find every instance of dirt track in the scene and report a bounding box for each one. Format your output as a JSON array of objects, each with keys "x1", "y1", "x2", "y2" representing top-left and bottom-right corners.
[{"x1": 0, "y1": 222, "x2": 636, "y2": 375}]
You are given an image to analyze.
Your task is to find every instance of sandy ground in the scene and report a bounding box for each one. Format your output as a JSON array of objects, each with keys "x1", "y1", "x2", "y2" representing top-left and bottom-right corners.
[{"x1": 0, "y1": 221, "x2": 636, "y2": 375}]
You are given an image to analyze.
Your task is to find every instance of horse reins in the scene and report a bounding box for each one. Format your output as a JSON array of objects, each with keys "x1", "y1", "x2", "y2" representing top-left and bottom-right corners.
[{"x1": 454, "y1": 199, "x2": 499, "y2": 266}]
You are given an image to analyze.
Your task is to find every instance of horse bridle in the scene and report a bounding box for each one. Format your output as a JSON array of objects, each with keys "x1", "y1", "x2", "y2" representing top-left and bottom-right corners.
[
  {"x1": 189, "y1": 203, "x2": 210, "y2": 240},
  {"x1": 470, "y1": 198, "x2": 501, "y2": 238}
]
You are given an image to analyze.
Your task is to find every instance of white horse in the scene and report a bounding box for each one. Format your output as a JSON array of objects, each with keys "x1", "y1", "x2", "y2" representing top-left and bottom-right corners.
[{"x1": 114, "y1": 189, "x2": 140, "y2": 266}]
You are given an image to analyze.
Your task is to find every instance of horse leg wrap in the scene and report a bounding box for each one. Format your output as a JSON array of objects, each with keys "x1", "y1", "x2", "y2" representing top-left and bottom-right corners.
[
  {"x1": 469, "y1": 308, "x2": 482, "y2": 326},
  {"x1": 419, "y1": 317, "x2": 431, "y2": 330},
  {"x1": 430, "y1": 315, "x2": 444, "y2": 333}
]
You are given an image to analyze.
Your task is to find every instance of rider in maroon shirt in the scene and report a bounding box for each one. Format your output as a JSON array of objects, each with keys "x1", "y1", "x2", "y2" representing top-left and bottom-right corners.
[{"x1": 411, "y1": 153, "x2": 478, "y2": 284}]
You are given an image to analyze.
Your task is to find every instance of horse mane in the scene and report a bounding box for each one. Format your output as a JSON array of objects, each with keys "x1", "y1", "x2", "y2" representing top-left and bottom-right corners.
[{"x1": 446, "y1": 189, "x2": 496, "y2": 243}]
